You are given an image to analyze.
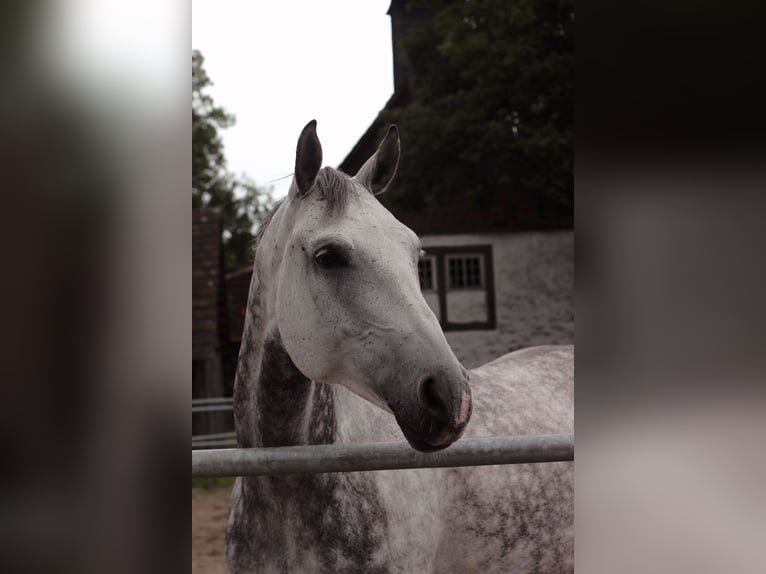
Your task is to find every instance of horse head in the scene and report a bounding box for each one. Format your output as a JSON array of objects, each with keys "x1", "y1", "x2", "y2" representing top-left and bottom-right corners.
[{"x1": 260, "y1": 120, "x2": 472, "y2": 452}]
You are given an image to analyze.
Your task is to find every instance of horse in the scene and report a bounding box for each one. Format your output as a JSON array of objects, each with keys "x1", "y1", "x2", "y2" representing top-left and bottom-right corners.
[{"x1": 225, "y1": 120, "x2": 573, "y2": 573}]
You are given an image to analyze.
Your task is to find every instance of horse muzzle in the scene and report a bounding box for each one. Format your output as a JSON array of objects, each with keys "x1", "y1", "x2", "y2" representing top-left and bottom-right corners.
[{"x1": 391, "y1": 374, "x2": 473, "y2": 453}]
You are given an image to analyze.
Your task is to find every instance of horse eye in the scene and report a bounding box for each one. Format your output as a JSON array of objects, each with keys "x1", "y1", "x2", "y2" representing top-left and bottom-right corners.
[{"x1": 314, "y1": 246, "x2": 348, "y2": 269}]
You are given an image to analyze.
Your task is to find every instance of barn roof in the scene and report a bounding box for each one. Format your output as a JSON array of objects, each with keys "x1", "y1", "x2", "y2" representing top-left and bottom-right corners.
[{"x1": 338, "y1": 108, "x2": 572, "y2": 236}]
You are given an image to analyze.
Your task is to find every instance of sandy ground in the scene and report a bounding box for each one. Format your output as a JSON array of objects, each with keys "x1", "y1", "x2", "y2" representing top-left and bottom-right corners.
[{"x1": 192, "y1": 486, "x2": 232, "y2": 574}]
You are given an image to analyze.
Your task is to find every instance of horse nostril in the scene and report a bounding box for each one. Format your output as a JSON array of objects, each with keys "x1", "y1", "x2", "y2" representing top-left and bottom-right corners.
[{"x1": 419, "y1": 376, "x2": 447, "y2": 416}]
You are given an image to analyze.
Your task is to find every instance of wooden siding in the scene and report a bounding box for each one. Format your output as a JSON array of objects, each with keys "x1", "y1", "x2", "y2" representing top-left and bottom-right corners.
[
  {"x1": 225, "y1": 267, "x2": 253, "y2": 343},
  {"x1": 192, "y1": 209, "x2": 222, "y2": 360}
]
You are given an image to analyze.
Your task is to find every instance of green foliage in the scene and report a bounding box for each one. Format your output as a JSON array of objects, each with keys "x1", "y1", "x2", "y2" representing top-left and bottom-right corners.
[
  {"x1": 192, "y1": 475, "x2": 236, "y2": 491},
  {"x1": 193, "y1": 50, "x2": 273, "y2": 272},
  {"x1": 383, "y1": 0, "x2": 573, "y2": 212}
]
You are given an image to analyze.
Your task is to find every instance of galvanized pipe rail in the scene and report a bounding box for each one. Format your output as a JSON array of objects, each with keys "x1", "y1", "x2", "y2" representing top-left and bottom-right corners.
[
  {"x1": 192, "y1": 397, "x2": 234, "y2": 414},
  {"x1": 192, "y1": 397, "x2": 233, "y2": 405},
  {"x1": 192, "y1": 432, "x2": 237, "y2": 448},
  {"x1": 192, "y1": 433, "x2": 573, "y2": 478}
]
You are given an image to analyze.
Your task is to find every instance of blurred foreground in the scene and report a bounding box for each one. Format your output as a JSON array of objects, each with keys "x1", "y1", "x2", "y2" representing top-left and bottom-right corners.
[
  {"x1": 0, "y1": 1, "x2": 764, "y2": 573},
  {"x1": 1, "y1": 1, "x2": 188, "y2": 573}
]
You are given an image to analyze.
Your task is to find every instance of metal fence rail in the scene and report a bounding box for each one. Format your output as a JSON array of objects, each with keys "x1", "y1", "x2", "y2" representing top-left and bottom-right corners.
[
  {"x1": 192, "y1": 432, "x2": 237, "y2": 450},
  {"x1": 192, "y1": 433, "x2": 574, "y2": 478},
  {"x1": 192, "y1": 398, "x2": 233, "y2": 405},
  {"x1": 192, "y1": 397, "x2": 235, "y2": 449},
  {"x1": 192, "y1": 397, "x2": 234, "y2": 414}
]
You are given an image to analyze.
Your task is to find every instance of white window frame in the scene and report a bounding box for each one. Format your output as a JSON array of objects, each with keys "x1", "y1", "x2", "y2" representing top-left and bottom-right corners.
[
  {"x1": 417, "y1": 254, "x2": 437, "y2": 291},
  {"x1": 445, "y1": 253, "x2": 486, "y2": 290}
]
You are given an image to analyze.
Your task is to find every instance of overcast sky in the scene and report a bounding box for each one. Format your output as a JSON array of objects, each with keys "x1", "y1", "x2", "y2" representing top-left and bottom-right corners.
[{"x1": 192, "y1": 0, "x2": 394, "y2": 199}]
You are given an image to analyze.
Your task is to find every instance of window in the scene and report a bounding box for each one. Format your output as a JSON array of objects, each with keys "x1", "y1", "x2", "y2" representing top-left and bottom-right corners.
[
  {"x1": 418, "y1": 256, "x2": 435, "y2": 290},
  {"x1": 447, "y1": 255, "x2": 484, "y2": 289},
  {"x1": 416, "y1": 245, "x2": 496, "y2": 331}
]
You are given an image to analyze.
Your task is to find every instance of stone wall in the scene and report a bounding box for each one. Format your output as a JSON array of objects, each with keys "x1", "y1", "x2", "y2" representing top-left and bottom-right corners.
[{"x1": 421, "y1": 231, "x2": 574, "y2": 369}]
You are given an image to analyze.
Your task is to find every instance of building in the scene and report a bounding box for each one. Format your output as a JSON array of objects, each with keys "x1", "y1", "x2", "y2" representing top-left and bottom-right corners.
[
  {"x1": 192, "y1": 208, "x2": 233, "y2": 433},
  {"x1": 339, "y1": 0, "x2": 574, "y2": 368},
  {"x1": 224, "y1": 266, "x2": 252, "y2": 350}
]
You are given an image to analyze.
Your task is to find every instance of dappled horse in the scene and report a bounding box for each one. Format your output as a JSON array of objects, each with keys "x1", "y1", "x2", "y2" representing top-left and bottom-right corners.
[{"x1": 226, "y1": 121, "x2": 573, "y2": 573}]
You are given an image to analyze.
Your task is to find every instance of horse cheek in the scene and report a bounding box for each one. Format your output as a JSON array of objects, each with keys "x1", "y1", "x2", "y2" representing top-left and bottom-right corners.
[{"x1": 278, "y1": 272, "x2": 340, "y2": 382}]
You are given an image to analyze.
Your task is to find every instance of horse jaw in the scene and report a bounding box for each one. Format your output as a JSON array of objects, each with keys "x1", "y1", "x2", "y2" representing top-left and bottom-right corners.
[{"x1": 328, "y1": 374, "x2": 394, "y2": 415}]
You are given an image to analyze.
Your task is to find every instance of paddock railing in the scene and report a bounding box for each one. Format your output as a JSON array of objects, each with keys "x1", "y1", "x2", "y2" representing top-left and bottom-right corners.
[
  {"x1": 191, "y1": 433, "x2": 573, "y2": 478},
  {"x1": 192, "y1": 397, "x2": 236, "y2": 449},
  {"x1": 192, "y1": 397, "x2": 234, "y2": 413}
]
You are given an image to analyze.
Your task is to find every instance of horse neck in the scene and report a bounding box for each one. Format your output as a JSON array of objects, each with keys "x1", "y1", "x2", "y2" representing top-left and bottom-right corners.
[{"x1": 233, "y1": 263, "x2": 336, "y2": 449}]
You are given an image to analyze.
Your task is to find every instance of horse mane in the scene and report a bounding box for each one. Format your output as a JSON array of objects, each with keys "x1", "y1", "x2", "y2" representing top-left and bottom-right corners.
[
  {"x1": 253, "y1": 167, "x2": 355, "y2": 249},
  {"x1": 253, "y1": 198, "x2": 284, "y2": 248}
]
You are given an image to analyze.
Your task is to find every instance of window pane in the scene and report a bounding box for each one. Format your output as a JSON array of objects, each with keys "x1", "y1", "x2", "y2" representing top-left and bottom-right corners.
[
  {"x1": 433, "y1": 248, "x2": 494, "y2": 330},
  {"x1": 448, "y1": 258, "x2": 462, "y2": 288},
  {"x1": 448, "y1": 256, "x2": 482, "y2": 289},
  {"x1": 418, "y1": 258, "x2": 433, "y2": 290}
]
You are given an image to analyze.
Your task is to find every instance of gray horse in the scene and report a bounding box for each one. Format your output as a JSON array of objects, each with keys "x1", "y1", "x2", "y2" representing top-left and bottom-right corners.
[{"x1": 225, "y1": 121, "x2": 573, "y2": 573}]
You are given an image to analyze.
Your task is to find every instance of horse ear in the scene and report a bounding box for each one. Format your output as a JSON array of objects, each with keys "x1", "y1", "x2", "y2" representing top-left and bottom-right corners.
[
  {"x1": 292, "y1": 119, "x2": 323, "y2": 198},
  {"x1": 355, "y1": 125, "x2": 400, "y2": 195}
]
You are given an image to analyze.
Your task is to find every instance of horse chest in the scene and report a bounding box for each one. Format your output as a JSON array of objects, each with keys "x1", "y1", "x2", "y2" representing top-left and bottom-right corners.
[{"x1": 229, "y1": 472, "x2": 401, "y2": 574}]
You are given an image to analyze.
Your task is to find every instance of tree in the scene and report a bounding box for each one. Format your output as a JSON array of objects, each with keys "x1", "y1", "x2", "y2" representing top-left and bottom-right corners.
[
  {"x1": 192, "y1": 50, "x2": 272, "y2": 271},
  {"x1": 382, "y1": 0, "x2": 573, "y2": 213}
]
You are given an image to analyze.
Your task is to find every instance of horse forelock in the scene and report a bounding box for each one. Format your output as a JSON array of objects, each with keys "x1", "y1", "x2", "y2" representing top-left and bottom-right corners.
[{"x1": 313, "y1": 166, "x2": 357, "y2": 213}]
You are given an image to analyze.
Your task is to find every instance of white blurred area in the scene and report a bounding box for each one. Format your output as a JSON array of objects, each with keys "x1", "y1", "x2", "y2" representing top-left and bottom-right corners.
[
  {"x1": 578, "y1": 401, "x2": 766, "y2": 574},
  {"x1": 22, "y1": 0, "x2": 188, "y2": 379},
  {"x1": 29, "y1": 0, "x2": 185, "y2": 110},
  {"x1": 576, "y1": 166, "x2": 766, "y2": 574},
  {"x1": 4, "y1": 0, "x2": 190, "y2": 413},
  {"x1": 0, "y1": 2, "x2": 188, "y2": 573}
]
